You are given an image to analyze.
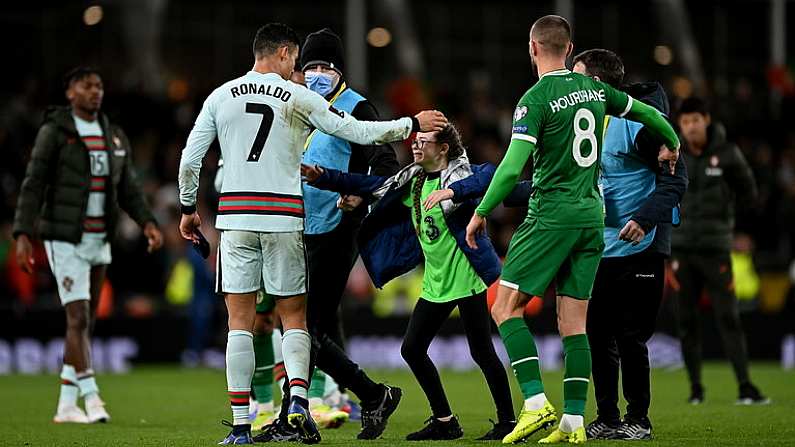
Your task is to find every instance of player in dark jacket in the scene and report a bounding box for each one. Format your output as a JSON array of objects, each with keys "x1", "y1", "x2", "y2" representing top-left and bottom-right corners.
[
  {"x1": 671, "y1": 97, "x2": 768, "y2": 405},
  {"x1": 13, "y1": 67, "x2": 162, "y2": 424}
]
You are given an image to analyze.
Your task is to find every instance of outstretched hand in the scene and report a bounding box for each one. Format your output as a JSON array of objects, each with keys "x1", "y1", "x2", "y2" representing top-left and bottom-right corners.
[
  {"x1": 415, "y1": 110, "x2": 448, "y2": 132},
  {"x1": 658, "y1": 145, "x2": 678, "y2": 175},
  {"x1": 465, "y1": 213, "x2": 487, "y2": 249},
  {"x1": 423, "y1": 189, "x2": 453, "y2": 210},
  {"x1": 300, "y1": 163, "x2": 324, "y2": 183},
  {"x1": 338, "y1": 195, "x2": 363, "y2": 211}
]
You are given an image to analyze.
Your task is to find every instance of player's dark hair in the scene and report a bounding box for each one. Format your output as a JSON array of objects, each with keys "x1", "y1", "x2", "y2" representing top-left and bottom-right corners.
[
  {"x1": 572, "y1": 49, "x2": 624, "y2": 87},
  {"x1": 253, "y1": 23, "x2": 300, "y2": 58},
  {"x1": 678, "y1": 97, "x2": 709, "y2": 116},
  {"x1": 62, "y1": 66, "x2": 101, "y2": 91},
  {"x1": 531, "y1": 15, "x2": 572, "y2": 56},
  {"x1": 436, "y1": 123, "x2": 465, "y2": 161}
]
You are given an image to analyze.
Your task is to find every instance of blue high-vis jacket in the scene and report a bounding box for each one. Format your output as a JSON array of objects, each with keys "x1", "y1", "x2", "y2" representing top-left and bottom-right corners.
[
  {"x1": 302, "y1": 87, "x2": 366, "y2": 235},
  {"x1": 308, "y1": 156, "x2": 531, "y2": 288},
  {"x1": 600, "y1": 82, "x2": 688, "y2": 258},
  {"x1": 602, "y1": 117, "x2": 657, "y2": 256}
]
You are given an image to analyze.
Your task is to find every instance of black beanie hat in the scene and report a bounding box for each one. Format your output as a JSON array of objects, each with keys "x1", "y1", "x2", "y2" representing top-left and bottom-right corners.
[{"x1": 300, "y1": 28, "x2": 344, "y2": 73}]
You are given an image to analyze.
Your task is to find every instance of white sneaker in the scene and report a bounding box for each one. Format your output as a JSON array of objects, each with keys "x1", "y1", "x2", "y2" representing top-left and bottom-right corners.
[
  {"x1": 85, "y1": 397, "x2": 111, "y2": 423},
  {"x1": 53, "y1": 405, "x2": 89, "y2": 424}
]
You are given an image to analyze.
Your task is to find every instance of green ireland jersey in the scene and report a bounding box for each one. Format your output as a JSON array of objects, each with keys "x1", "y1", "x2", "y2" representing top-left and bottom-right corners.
[
  {"x1": 506, "y1": 69, "x2": 631, "y2": 229},
  {"x1": 402, "y1": 173, "x2": 487, "y2": 302}
]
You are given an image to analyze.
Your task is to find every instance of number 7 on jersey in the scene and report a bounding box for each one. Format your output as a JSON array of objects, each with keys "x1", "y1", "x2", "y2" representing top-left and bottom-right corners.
[{"x1": 246, "y1": 102, "x2": 274, "y2": 162}]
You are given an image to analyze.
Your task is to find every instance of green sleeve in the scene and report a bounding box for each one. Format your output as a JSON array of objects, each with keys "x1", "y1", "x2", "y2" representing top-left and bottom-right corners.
[
  {"x1": 624, "y1": 99, "x2": 680, "y2": 150},
  {"x1": 475, "y1": 138, "x2": 534, "y2": 216},
  {"x1": 602, "y1": 82, "x2": 680, "y2": 151}
]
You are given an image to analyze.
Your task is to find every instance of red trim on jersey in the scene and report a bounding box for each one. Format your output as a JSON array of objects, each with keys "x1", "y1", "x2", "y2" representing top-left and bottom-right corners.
[
  {"x1": 217, "y1": 205, "x2": 303, "y2": 214},
  {"x1": 221, "y1": 196, "x2": 303, "y2": 205}
]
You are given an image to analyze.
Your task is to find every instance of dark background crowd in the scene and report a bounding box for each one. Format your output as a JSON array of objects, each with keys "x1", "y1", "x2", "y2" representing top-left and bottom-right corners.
[{"x1": 2, "y1": 0, "x2": 794, "y2": 361}]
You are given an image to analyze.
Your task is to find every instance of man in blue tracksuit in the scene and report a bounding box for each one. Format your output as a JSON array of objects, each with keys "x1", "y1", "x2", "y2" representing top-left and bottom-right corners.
[{"x1": 572, "y1": 49, "x2": 688, "y2": 441}]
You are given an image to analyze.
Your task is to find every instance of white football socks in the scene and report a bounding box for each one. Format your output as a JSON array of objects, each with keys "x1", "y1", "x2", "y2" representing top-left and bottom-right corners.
[
  {"x1": 282, "y1": 329, "x2": 311, "y2": 400},
  {"x1": 272, "y1": 328, "x2": 285, "y2": 391},
  {"x1": 560, "y1": 414, "x2": 584, "y2": 432},
  {"x1": 523, "y1": 392, "x2": 547, "y2": 411},
  {"x1": 76, "y1": 369, "x2": 100, "y2": 406},
  {"x1": 57, "y1": 364, "x2": 79, "y2": 410},
  {"x1": 227, "y1": 330, "x2": 255, "y2": 426}
]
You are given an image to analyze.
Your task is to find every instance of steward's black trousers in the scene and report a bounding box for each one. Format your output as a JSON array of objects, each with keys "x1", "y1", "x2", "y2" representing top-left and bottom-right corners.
[
  {"x1": 587, "y1": 252, "x2": 665, "y2": 423},
  {"x1": 278, "y1": 220, "x2": 384, "y2": 421}
]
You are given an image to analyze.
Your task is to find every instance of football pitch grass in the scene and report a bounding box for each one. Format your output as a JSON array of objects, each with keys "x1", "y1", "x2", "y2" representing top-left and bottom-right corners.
[{"x1": 1, "y1": 363, "x2": 792, "y2": 446}]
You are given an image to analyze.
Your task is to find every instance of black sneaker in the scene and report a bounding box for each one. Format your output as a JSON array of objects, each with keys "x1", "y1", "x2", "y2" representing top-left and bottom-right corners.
[
  {"x1": 613, "y1": 417, "x2": 652, "y2": 440},
  {"x1": 737, "y1": 382, "x2": 771, "y2": 405},
  {"x1": 358, "y1": 385, "x2": 402, "y2": 440},
  {"x1": 688, "y1": 383, "x2": 704, "y2": 405},
  {"x1": 476, "y1": 419, "x2": 516, "y2": 440},
  {"x1": 252, "y1": 418, "x2": 301, "y2": 443},
  {"x1": 406, "y1": 416, "x2": 464, "y2": 441},
  {"x1": 586, "y1": 418, "x2": 621, "y2": 439}
]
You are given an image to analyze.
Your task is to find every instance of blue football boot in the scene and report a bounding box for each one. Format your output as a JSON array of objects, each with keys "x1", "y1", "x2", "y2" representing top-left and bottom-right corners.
[{"x1": 287, "y1": 396, "x2": 321, "y2": 444}]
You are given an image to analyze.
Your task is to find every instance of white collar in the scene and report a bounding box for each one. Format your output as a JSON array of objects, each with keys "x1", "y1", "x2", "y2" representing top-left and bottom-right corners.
[
  {"x1": 248, "y1": 70, "x2": 281, "y2": 79},
  {"x1": 540, "y1": 68, "x2": 571, "y2": 79}
]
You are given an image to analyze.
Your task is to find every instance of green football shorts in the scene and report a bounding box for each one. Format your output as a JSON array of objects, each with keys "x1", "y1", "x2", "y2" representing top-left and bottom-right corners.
[
  {"x1": 256, "y1": 290, "x2": 276, "y2": 313},
  {"x1": 500, "y1": 218, "x2": 604, "y2": 300}
]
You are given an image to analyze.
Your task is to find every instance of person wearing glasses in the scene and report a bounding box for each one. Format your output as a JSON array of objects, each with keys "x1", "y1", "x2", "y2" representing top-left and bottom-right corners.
[{"x1": 301, "y1": 124, "x2": 524, "y2": 441}]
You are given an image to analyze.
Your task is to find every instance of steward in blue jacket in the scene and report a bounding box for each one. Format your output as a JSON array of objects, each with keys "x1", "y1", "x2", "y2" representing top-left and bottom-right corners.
[{"x1": 572, "y1": 49, "x2": 687, "y2": 440}]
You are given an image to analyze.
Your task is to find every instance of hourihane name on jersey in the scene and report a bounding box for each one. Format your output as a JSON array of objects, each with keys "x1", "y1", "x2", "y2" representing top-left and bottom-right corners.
[
  {"x1": 548, "y1": 89, "x2": 607, "y2": 113},
  {"x1": 230, "y1": 83, "x2": 291, "y2": 102}
]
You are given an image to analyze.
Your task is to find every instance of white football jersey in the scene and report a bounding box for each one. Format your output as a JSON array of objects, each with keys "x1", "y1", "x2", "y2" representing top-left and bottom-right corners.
[{"x1": 179, "y1": 70, "x2": 413, "y2": 232}]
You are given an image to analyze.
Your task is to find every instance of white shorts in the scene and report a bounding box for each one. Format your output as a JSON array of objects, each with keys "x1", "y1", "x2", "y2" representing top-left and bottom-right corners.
[
  {"x1": 44, "y1": 235, "x2": 112, "y2": 305},
  {"x1": 216, "y1": 230, "x2": 306, "y2": 297}
]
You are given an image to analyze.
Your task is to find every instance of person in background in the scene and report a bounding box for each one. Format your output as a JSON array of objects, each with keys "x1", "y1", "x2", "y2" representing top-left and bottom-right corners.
[
  {"x1": 13, "y1": 66, "x2": 163, "y2": 424},
  {"x1": 671, "y1": 97, "x2": 769, "y2": 406}
]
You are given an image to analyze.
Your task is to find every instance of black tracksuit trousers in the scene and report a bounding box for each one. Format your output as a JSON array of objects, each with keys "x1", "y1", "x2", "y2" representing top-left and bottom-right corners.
[{"x1": 587, "y1": 252, "x2": 665, "y2": 423}]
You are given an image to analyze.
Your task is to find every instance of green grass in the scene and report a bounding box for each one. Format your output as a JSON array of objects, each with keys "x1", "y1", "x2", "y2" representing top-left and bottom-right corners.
[{"x1": 0, "y1": 363, "x2": 793, "y2": 446}]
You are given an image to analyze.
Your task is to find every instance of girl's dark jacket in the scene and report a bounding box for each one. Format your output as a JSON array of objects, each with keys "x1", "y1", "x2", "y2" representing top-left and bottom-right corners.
[{"x1": 308, "y1": 153, "x2": 530, "y2": 288}]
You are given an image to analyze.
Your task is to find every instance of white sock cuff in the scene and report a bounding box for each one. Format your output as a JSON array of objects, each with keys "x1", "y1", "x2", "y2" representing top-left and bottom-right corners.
[
  {"x1": 228, "y1": 330, "x2": 253, "y2": 339},
  {"x1": 560, "y1": 414, "x2": 584, "y2": 432},
  {"x1": 76, "y1": 368, "x2": 95, "y2": 379},
  {"x1": 60, "y1": 364, "x2": 77, "y2": 382},
  {"x1": 283, "y1": 328, "x2": 309, "y2": 337},
  {"x1": 524, "y1": 392, "x2": 548, "y2": 410},
  {"x1": 77, "y1": 375, "x2": 99, "y2": 397}
]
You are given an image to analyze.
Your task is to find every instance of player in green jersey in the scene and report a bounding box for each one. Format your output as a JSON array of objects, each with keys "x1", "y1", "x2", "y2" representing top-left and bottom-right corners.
[{"x1": 465, "y1": 16, "x2": 680, "y2": 444}]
